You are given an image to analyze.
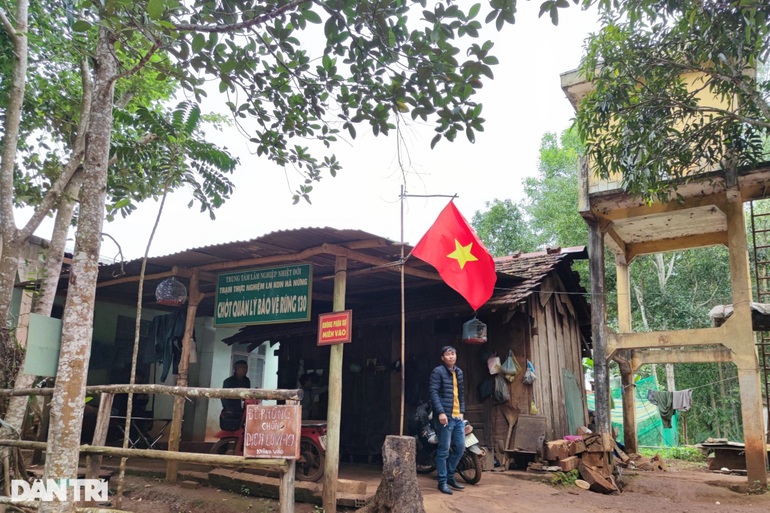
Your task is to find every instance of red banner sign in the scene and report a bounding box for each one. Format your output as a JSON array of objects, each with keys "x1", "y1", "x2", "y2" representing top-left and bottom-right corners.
[
  {"x1": 243, "y1": 404, "x2": 301, "y2": 459},
  {"x1": 317, "y1": 310, "x2": 352, "y2": 345}
]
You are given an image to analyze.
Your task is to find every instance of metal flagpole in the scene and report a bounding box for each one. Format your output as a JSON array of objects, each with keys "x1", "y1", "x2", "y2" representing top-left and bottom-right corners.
[
  {"x1": 400, "y1": 185, "x2": 405, "y2": 435},
  {"x1": 398, "y1": 190, "x2": 458, "y2": 436}
]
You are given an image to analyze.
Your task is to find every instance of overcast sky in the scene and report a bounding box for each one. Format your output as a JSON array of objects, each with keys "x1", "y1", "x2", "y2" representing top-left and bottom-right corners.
[{"x1": 30, "y1": 3, "x2": 600, "y2": 262}]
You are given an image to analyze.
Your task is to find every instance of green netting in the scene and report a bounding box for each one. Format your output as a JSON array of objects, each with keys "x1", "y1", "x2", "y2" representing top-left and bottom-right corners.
[{"x1": 586, "y1": 375, "x2": 678, "y2": 448}]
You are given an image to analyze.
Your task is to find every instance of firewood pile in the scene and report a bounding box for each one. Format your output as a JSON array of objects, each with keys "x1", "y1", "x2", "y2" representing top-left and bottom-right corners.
[{"x1": 526, "y1": 427, "x2": 666, "y2": 494}]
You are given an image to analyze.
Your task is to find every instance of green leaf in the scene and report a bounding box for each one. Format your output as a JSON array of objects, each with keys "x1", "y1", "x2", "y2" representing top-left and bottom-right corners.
[
  {"x1": 303, "y1": 10, "x2": 322, "y2": 24},
  {"x1": 191, "y1": 34, "x2": 205, "y2": 53},
  {"x1": 113, "y1": 198, "x2": 131, "y2": 210},
  {"x1": 147, "y1": 0, "x2": 164, "y2": 20},
  {"x1": 72, "y1": 19, "x2": 91, "y2": 32},
  {"x1": 468, "y1": 3, "x2": 481, "y2": 19},
  {"x1": 430, "y1": 133, "x2": 442, "y2": 149}
]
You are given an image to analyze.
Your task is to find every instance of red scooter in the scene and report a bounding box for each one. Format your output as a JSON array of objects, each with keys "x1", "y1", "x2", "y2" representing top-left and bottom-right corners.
[{"x1": 211, "y1": 400, "x2": 327, "y2": 482}]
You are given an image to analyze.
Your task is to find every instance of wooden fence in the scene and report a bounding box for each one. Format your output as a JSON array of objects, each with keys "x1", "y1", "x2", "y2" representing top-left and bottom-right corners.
[{"x1": 0, "y1": 385, "x2": 303, "y2": 513}]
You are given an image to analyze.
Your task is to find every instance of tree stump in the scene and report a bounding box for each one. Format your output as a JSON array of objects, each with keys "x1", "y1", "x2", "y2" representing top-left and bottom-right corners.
[{"x1": 357, "y1": 435, "x2": 425, "y2": 513}]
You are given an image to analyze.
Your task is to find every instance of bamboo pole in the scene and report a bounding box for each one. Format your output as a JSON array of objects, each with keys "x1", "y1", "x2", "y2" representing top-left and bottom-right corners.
[
  {"x1": 167, "y1": 271, "x2": 202, "y2": 482},
  {"x1": 0, "y1": 386, "x2": 301, "y2": 401},
  {"x1": 0, "y1": 440, "x2": 289, "y2": 470},
  {"x1": 322, "y1": 256, "x2": 347, "y2": 513}
]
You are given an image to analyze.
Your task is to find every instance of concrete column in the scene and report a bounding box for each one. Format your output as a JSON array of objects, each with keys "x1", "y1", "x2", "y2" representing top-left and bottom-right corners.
[
  {"x1": 588, "y1": 220, "x2": 611, "y2": 435},
  {"x1": 724, "y1": 191, "x2": 767, "y2": 487},
  {"x1": 615, "y1": 259, "x2": 638, "y2": 453}
]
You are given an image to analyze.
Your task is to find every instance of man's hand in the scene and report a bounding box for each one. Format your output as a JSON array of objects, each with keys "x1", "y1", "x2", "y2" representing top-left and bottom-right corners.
[{"x1": 438, "y1": 413, "x2": 448, "y2": 426}]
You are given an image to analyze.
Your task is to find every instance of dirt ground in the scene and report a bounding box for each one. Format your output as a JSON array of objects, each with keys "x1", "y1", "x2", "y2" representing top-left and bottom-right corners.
[{"x1": 112, "y1": 459, "x2": 770, "y2": 513}]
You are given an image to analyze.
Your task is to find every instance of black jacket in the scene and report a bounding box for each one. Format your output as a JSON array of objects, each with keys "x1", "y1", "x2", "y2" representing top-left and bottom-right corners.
[{"x1": 428, "y1": 363, "x2": 465, "y2": 417}]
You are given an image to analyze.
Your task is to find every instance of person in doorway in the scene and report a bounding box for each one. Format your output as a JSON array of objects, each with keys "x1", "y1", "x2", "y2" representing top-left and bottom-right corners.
[
  {"x1": 428, "y1": 345, "x2": 466, "y2": 495},
  {"x1": 220, "y1": 360, "x2": 250, "y2": 429}
]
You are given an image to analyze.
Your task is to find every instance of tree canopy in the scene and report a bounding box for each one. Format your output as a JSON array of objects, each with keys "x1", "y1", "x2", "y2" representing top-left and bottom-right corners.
[{"x1": 575, "y1": 0, "x2": 770, "y2": 201}]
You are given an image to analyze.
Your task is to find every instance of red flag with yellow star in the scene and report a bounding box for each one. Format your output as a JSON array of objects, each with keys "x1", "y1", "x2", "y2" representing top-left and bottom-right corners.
[{"x1": 411, "y1": 201, "x2": 497, "y2": 311}]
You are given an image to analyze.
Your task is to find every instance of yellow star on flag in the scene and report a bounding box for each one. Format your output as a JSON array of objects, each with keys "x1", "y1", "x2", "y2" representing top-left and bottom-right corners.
[{"x1": 447, "y1": 239, "x2": 478, "y2": 270}]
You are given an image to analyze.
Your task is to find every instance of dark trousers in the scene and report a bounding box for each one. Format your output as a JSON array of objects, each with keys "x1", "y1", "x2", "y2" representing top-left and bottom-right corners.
[{"x1": 433, "y1": 416, "x2": 464, "y2": 485}]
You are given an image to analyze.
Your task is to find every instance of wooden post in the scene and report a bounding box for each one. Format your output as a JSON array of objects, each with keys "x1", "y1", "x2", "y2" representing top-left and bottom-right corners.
[
  {"x1": 86, "y1": 393, "x2": 114, "y2": 507},
  {"x1": 86, "y1": 393, "x2": 114, "y2": 480},
  {"x1": 322, "y1": 256, "x2": 347, "y2": 513},
  {"x1": 724, "y1": 191, "x2": 768, "y2": 487},
  {"x1": 588, "y1": 220, "x2": 611, "y2": 435},
  {"x1": 615, "y1": 260, "x2": 637, "y2": 453},
  {"x1": 279, "y1": 459, "x2": 296, "y2": 513},
  {"x1": 31, "y1": 394, "x2": 50, "y2": 465},
  {"x1": 166, "y1": 271, "x2": 202, "y2": 481}
]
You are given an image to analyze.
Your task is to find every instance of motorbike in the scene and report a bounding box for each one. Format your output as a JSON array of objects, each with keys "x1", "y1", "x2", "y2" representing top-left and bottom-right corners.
[
  {"x1": 410, "y1": 401, "x2": 484, "y2": 485},
  {"x1": 210, "y1": 400, "x2": 327, "y2": 482}
]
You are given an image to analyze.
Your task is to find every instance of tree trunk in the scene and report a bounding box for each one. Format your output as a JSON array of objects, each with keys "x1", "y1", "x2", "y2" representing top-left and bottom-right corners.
[
  {"x1": 0, "y1": 0, "x2": 29, "y2": 402},
  {"x1": 34, "y1": 172, "x2": 84, "y2": 316},
  {"x1": 356, "y1": 436, "x2": 425, "y2": 513},
  {"x1": 39, "y1": 25, "x2": 117, "y2": 513}
]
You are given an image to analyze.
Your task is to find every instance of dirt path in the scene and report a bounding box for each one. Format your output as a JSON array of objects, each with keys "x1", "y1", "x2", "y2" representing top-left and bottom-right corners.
[{"x1": 115, "y1": 461, "x2": 770, "y2": 513}]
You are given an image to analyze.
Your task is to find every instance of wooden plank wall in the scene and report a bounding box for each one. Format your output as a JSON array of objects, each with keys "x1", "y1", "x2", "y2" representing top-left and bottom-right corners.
[{"x1": 529, "y1": 277, "x2": 587, "y2": 441}]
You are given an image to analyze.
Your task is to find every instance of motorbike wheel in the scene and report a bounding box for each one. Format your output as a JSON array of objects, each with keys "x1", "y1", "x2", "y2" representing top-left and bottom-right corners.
[
  {"x1": 297, "y1": 436, "x2": 325, "y2": 482},
  {"x1": 416, "y1": 457, "x2": 437, "y2": 474},
  {"x1": 210, "y1": 437, "x2": 239, "y2": 456},
  {"x1": 414, "y1": 438, "x2": 436, "y2": 474},
  {"x1": 456, "y1": 452, "x2": 482, "y2": 485}
]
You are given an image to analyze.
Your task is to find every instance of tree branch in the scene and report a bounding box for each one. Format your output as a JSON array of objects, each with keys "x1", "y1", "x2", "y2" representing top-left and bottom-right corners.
[
  {"x1": 0, "y1": 8, "x2": 17, "y2": 44},
  {"x1": 112, "y1": 40, "x2": 161, "y2": 83},
  {"x1": 174, "y1": 0, "x2": 309, "y2": 33},
  {"x1": 0, "y1": 0, "x2": 28, "y2": 240},
  {"x1": 19, "y1": 58, "x2": 92, "y2": 242}
]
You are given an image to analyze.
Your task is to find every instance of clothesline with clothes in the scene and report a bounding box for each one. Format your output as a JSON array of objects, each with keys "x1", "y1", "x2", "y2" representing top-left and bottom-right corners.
[
  {"x1": 621, "y1": 374, "x2": 738, "y2": 392},
  {"x1": 647, "y1": 389, "x2": 692, "y2": 429},
  {"x1": 142, "y1": 306, "x2": 198, "y2": 382}
]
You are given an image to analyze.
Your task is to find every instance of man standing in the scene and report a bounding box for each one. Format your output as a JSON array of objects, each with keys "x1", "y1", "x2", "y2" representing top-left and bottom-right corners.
[
  {"x1": 220, "y1": 360, "x2": 250, "y2": 428},
  {"x1": 429, "y1": 345, "x2": 466, "y2": 495}
]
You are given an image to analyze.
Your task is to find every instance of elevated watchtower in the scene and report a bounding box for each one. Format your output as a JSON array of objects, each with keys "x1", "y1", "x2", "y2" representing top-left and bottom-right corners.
[{"x1": 562, "y1": 68, "x2": 769, "y2": 486}]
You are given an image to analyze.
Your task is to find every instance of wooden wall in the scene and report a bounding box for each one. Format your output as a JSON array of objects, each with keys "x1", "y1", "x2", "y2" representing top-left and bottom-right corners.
[
  {"x1": 270, "y1": 273, "x2": 588, "y2": 458},
  {"x1": 528, "y1": 276, "x2": 587, "y2": 441}
]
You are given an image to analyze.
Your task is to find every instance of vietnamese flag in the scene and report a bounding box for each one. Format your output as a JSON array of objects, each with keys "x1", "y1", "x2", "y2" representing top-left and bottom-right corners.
[{"x1": 411, "y1": 201, "x2": 497, "y2": 311}]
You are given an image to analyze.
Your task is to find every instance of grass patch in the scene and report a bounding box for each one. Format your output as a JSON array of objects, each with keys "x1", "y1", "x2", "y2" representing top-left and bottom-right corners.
[
  {"x1": 549, "y1": 469, "x2": 579, "y2": 486},
  {"x1": 639, "y1": 446, "x2": 705, "y2": 462}
]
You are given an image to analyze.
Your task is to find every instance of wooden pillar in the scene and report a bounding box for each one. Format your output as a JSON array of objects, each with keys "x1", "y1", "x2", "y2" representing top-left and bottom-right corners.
[
  {"x1": 166, "y1": 272, "x2": 202, "y2": 481},
  {"x1": 279, "y1": 460, "x2": 296, "y2": 513},
  {"x1": 615, "y1": 260, "x2": 637, "y2": 453},
  {"x1": 322, "y1": 256, "x2": 347, "y2": 513},
  {"x1": 724, "y1": 192, "x2": 768, "y2": 487},
  {"x1": 588, "y1": 220, "x2": 611, "y2": 435}
]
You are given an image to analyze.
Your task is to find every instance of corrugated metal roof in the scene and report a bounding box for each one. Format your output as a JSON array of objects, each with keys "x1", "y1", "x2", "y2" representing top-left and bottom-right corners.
[{"x1": 66, "y1": 228, "x2": 588, "y2": 336}]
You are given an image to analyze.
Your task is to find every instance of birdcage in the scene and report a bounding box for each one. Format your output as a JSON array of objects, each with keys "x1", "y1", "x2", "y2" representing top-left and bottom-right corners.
[
  {"x1": 462, "y1": 317, "x2": 487, "y2": 344},
  {"x1": 155, "y1": 277, "x2": 188, "y2": 306}
]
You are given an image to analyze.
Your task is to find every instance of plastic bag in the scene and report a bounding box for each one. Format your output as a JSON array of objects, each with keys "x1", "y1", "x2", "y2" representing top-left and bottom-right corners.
[
  {"x1": 523, "y1": 359, "x2": 537, "y2": 385},
  {"x1": 478, "y1": 377, "x2": 494, "y2": 401},
  {"x1": 487, "y1": 354, "x2": 501, "y2": 375},
  {"x1": 493, "y1": 374, "x2": 510, "y2": 403},
  {"x1": 500, "y1": 350, "x2": 520, "y2": 382}
]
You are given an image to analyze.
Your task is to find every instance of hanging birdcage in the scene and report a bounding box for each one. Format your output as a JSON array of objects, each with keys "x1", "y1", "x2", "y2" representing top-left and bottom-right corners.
[
  {"x1": 462, "y1": 317, "x2": 487, "y2": 344},
  {"x1": 155, "y1": 277, "x2": 187, "y2": 306}
]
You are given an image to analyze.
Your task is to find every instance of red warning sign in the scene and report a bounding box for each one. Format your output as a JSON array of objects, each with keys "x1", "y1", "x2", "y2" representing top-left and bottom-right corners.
[{"x1": 317, "y1": 310, "x2": 352, "y2": 345}]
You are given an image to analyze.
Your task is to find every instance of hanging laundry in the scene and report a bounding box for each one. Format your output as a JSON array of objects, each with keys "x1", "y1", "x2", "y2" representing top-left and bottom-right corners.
[
  {"x1": 647, "y1": 389, "x2": 674, "y2": 428},
  {"x1": 672, "y1": 389, "x2": 693, "y2": 412},
  {"x1": 149, "y1": 307, "x2": 194, "y2": 382}
]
